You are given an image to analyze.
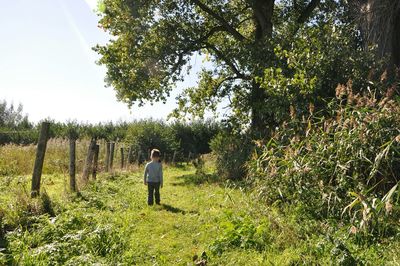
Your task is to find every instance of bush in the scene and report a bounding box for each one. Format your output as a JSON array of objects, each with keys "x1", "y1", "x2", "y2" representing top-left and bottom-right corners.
[
  {"x1": 210, "y1": 214, "x2": 271, "y2": 255},
  {"x1": 125, "y1": 119, "x2": 179, "y2": 161},
  {"x1": 210, "y1": 132, "x2": 252, "y2": 180},
  {"x1": 125, "y1": 119, "x2": 220, "y2": 163},
  {"x1": 170, "y1": 120, "x2": 220, "y2": 160},
  {"x1": 247, "y1": 81, "x2": 400, "y2": 224}
]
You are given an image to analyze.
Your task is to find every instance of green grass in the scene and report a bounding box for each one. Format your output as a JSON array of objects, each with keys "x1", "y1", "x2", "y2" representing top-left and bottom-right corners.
[
  {"x1": 0, "y1": 166, "x2": 262, "y2": 265},
  {"x1": 1, "y1": 166, "x2": 399, "y2": 265}
]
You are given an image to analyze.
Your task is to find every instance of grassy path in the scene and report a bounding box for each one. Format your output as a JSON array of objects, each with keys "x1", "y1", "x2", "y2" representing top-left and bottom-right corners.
[
  {"x1": 1, "y1": 166, "x2": 266, "y2": 265},
  {"x1": 2, "y1": 166, "x2": 399, "y2": 265}
]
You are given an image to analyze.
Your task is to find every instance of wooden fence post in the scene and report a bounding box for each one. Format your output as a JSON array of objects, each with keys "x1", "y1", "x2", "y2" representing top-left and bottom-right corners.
[
  {"x1": 69, "y1": 137, "x2": 77, "y2": 192},
  {"x1": 172, "y1": 151, "x2": 177, "y2": 165},
  {"x1": 92, "y1": 144, "x2": 100, "y2": 180},
  {"x1": 120, "y1": 147, "x2": 125, "y2": 169},
  {"x1": 127, "y1": 146, "x2": 133, "y2": 164},
  {"x1": 31, "y1": 122, "x2": 50, "y2": 197},
  {"x1": 105, "y1": 142, "x2": 111, "y2": 172},
  {"x1": 82, "y1": 138, "x2": 96, "y2": 183},
  {"x1": 137, "y1": 150, "x2": 142, "y2": 166},
  {"x1": 109, "y1": 142, "x2": 115, "y2": 170}
]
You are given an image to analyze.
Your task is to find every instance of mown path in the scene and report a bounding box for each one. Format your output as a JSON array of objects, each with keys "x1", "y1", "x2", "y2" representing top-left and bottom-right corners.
[
  {"x1": 4, "y1": 166, "x2": 397, "y2": 265},
  {"x1": 2, "y1": 166, "x2": 266, "y2": 265}
]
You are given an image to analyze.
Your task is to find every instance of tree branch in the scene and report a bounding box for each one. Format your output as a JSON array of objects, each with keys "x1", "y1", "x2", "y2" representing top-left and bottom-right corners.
[
  {"x1": 195, "y1": 26, "x2": 225, "y2": 44},
  {"x1": 205, "y1": 43, "x2": 250, "y2": 80},
  {"x1": 191, "y1": 0, "x2": 247, "y2": 42},
  {"x1": 170, "y1": 26, "x2": 226, "y2": 74},
  {"x1": 215, "y1": 76, "x2": 242, "y2": 92},
  {"x1": 297, "y1": 0, "x2": 321, "y2": 24}
]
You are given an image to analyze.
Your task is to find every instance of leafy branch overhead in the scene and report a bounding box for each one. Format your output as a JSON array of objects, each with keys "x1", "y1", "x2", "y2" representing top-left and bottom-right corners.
[
  {"x1": 95, "y1": 0, "x2": 324, "y2": 124},
  {"x1": 95, "y1": 0, "x2": 399, "y2": 133}
]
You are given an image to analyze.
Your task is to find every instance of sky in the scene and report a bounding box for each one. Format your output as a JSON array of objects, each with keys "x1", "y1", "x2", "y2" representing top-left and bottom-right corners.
[{"x1": 0, "y1": 0, "x2": 201, "y2": 123}]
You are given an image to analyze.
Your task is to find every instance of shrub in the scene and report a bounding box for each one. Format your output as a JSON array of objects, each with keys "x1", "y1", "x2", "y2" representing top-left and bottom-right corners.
[
  {"x1": 170, "y1": 120, "x2": 220, "y2": 160},
  {"x1": 125, "y1": 119, "x2": 179, "y2": 161},
  {"x1": 247, "y1": 81, "x2": 400, "y2": 223},
  {"x1": 210, "y1": 214, "x2": 271, "y2": 255},
  {"x1": 125, "y1": 119, "x2": 220, "y2": 163},
  {"x1": 210, "y1": 132, "x2": 252, "y2": 180}
]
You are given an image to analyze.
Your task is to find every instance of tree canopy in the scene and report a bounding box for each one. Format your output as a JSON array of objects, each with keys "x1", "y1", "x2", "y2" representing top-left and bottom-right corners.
[{"x1": 95, "y1": 0, "x2": 397, "y2": 135}]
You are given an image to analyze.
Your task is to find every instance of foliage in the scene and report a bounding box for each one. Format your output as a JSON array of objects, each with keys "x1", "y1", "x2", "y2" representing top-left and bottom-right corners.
[
  {"x1": 170, "y1": 119, "x2": 220, "y2": 158},
  {"x1": 0, "y1": 100, "x2": 35, "y2": 145},
  {"x1": 0, "y1": 139, "x2": 96, "y2": 176},
  {"x1": 210, "y1": 213, "x2": 271, "y2": 255},
  {"x1": 125, "y1": 119, "x2": 179, "y2": 161},
  {"x1": 0, "y1": 100, "x2": 31, "y2": 130},
  {"x1": 210, "y1": 131, "x2": 252, "y2": 180},
  {"x1": 256, "y1": 19, "x2": 379, "y2": 126},
  {"x1": 125, "y1": 119, "x2": 219, "y2": 162},
  {"x1": 94, "y1": 0, "x2": 348, "y2": 132},
  {"x1": 247, "y1": 79, "x2": 400, "y2": 230},
  {"x1": 1, "y1": 159, "x2": 399, "y2": 264}
]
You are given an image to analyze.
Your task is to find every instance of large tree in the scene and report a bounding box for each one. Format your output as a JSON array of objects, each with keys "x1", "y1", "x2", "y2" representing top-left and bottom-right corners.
[
  {"x1": 97, "y1": 0, "x2": 386, "y2": 138},
  {"x1": 351, "y1": 0, "x2": 400, "y2": 68},
  {"x1": 95, "y1": 0, "x2": 327, "y2": 134}
]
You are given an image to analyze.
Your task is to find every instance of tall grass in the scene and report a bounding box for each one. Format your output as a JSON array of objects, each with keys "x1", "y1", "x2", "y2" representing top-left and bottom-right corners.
[
  {"x1": 247, "y1": 81, "x2": 400, "y2": 237},
  {"x1": 0, "y1": 139, "x2": 136, "y2": 177}
]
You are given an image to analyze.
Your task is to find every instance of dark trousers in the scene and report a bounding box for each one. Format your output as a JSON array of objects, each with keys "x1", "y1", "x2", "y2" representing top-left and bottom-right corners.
[{"x1": 147, "y1": 182, "x2": 160, "y2": 205}]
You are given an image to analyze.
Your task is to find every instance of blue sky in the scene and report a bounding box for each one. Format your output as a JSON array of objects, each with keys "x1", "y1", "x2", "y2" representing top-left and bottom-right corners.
[{"x1": 0, "y1": 0, "x2": 200, "y2": 123}]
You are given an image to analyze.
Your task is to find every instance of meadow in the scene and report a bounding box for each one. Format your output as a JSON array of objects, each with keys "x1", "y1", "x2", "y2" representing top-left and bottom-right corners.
[{"x1": 1, "y1": 140, "x2": 399, "y2": 265}]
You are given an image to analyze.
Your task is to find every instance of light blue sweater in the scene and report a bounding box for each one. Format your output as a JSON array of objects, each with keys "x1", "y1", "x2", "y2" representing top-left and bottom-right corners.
[{"x1": 144, "y1": 161, "x2": 163, "y2": 184}]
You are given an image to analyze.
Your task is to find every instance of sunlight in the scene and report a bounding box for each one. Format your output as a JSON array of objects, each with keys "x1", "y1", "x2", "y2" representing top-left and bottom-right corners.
[
  {"x1": 56, "y1": 0, "x2": 96, "y2": 63},
  {"x1": 83, "y1": 0, "x2": 98, "y2": 11}
]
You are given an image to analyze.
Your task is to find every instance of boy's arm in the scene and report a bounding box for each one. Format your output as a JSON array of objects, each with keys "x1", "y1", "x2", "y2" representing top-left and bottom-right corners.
[
  {"x1": 160, "y1": 164, "x2": 163, "y2": 187},
  {"x1": 144, "y1": 164, "x2": 148, "y2": 184}
]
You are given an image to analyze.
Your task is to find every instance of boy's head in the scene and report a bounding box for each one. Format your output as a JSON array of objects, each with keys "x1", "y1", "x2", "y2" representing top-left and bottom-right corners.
[{"x1": 151, "y1": 149, "x2": 161, "y2": 161}]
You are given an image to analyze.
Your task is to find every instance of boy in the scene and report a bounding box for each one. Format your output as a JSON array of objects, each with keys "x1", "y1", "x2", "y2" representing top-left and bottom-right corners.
[{"x1": 144, "y1": 149, "x2": 163, "y2": 205}]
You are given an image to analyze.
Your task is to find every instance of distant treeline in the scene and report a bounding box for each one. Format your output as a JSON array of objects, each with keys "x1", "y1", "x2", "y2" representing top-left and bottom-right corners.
[{"x1": 0, "y1": 100, "x2": 220, "y2": 160}]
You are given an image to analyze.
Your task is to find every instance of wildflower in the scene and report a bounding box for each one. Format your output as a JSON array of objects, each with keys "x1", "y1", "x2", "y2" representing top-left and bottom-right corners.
[
  {"x1": 289, "y1": 105, "x2": 296, "y2": 120},
  {"x1": 335, "y1": 84, "x2": 346, "y2": 99},
  {"x1": 346, "y1": 80, "x2": 353, "y2": 96},
  {"x1": 309, "y1": 102, "x2": 315, "y2": 115},
  {"x1": 385, "y1": 201, "x2": 393, "y2": 214},
  {"x1": 349, "y1": 225, "x2": 357, "y2": 234},
  {"x1": 253, "y1": 139, "x2": 264, "y2": 148},
  {"x1": 380, "y1": 69, "x2": 387, "y2": 82},
  {"x1": 386, "y1": 85, "x2": 396, "y2": 99},
  {"x1": 357, "y1": 96, "x2": 368, "y2": 107}
]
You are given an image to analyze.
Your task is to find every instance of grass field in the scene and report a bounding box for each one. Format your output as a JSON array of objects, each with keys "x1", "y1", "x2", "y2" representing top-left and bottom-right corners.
[
  {"x1": 1, "y1": 164, "x2": 399, "y2": 265},
  {"x1": 0, "y1": 165, "x2": 264, "y2": 265}
]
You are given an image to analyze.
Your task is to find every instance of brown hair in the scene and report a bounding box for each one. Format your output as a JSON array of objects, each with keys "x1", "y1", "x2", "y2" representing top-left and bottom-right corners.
[{"x1": 151, "y1": 149, "x2": 161, "y2": 158}]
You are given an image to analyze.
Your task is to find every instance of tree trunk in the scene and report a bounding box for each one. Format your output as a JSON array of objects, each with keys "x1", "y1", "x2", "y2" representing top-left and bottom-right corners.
[
  {"x1": 357, "y1": 0, "x2": 400, "y2": 67},
  {"x1": 31, "y1": 122, "x2": 50, "y2": 197},
  {"x1": 249, "y1": 0, "x2": 275, "y2": 136},
  {"x1": 69, "y1": 138, "x2": 76, "y2": 192},
  {"x1": 250, "y1": 0, "x2": 275, "y2": 40},
  {"x1": 393, "y1": 9, "x2": 400, "y2": 67},
  {"x1": 250, "y1": 81, "x2": 270, "y2": 137}
]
